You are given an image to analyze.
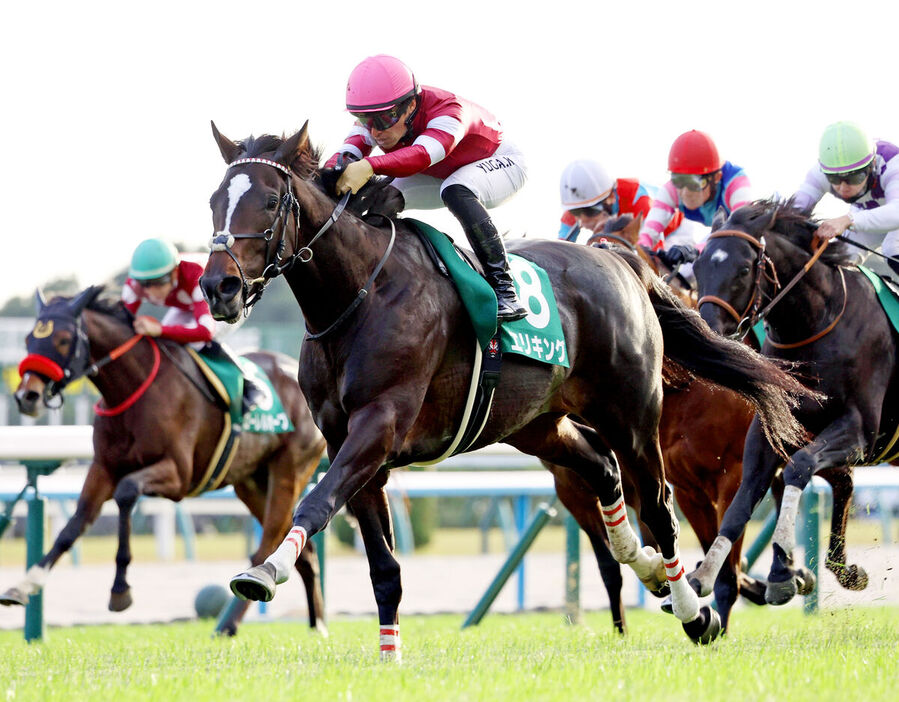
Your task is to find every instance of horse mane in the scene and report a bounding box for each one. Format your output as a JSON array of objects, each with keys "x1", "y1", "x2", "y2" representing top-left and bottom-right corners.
[
  {"x1": 603, "y1": 214, "x2": 635, "y2": 234},
  {"x1": 237, "y1": 133, "x2": 322, "y2": 181},
  {"x1": 86, "y1": 295, "x2": 134, "y2": 326},
  {"x1": 724, "y1": 198, "x2": 854, "y2": 268}
]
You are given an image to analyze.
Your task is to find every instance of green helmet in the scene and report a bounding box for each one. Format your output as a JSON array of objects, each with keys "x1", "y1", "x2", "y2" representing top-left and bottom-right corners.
[
  {"x1": 818, "y1": 121, "x2": 875, "y2": 174},
  {"x1": 129, "y1": 238, "x2": 178, "y2": 280}
]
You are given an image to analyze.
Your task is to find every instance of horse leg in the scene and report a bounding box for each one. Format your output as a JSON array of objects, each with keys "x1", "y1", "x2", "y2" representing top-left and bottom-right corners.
[
  {"x1": 230, "y1": 401, "x2": 401, "y2": 605},
  {"x1": 0, "y1": 465, "x2": 113, "y2": 606},
  {"x1": 110, "y1": 459, "x2": 182, "y2": 612},
  {"x1": 689, "y1": 422, "x2": 782, "y2": 598},
  {"x1": 766, "y1": 414, "x2": 863, "y2": 605},
  {"x1": 547, "y1": 462, "x2": 627, "y2": 634},
  {"x1": 818, "y1": 466, "x2": 868, "y2": 591},
  {"x1": 344, "y1": 469, "x2": 403, "y2": 661}
]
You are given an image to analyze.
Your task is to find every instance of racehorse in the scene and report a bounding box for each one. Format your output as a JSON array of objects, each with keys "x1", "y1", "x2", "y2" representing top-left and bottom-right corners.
[
  {"x1": 578, "y1": 214, "x2": 769, "y2": 632},
  {"x1": 1, "y1": 286, "x2": 327, "y2": 636},
  {"x1": 690, "y1": 199, "x2": 889, "y2": 605},
  {"x1": 199, "y1": 122, "x2": 810, "y2": 654}
]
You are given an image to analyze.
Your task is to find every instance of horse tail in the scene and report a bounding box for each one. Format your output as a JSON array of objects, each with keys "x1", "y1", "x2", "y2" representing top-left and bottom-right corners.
[{"x1": 617, "y1": 250, "x2": 815, "y2": 457}]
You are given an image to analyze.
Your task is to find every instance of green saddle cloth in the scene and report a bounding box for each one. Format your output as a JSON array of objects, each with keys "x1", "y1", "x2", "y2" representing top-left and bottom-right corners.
[
  {"x1": 192, "y1": 350, "x2": 295, "y2": 433},
  {"x1": 406, "y1": 219, "x2": 569, "y2": 367},
  {"x1": 858, "y1": 265, "x2": 899, "y2": 335}
]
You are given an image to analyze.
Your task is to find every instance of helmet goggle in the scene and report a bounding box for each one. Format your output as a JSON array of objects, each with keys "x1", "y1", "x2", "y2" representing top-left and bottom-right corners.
[
  {"x1": 671, "y1": 173, "x2": 713, "y2": 192},
  {"x1": 351, "y1": 100, "x2": 411, "y2": 132},
  {"x1": 138, "y1": 274, "x2": 173, "y2": 289},
  {"x1": 825, "y1": 165, "x2": 871, "y2": 187},
  {"x1": 569, "y1": 201, "x2": 614, "y2": 219}
]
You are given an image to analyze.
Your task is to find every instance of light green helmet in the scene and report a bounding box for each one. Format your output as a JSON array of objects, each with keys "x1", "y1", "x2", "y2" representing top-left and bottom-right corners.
[
  {"x1": 818, "y1": 121, "x2": 875, "y2": 174},
  {"x1": 129, "y1": 238, "x2": 178, "y2": 280}
]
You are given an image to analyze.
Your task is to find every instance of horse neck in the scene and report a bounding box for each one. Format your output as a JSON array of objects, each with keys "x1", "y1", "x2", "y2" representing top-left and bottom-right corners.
[
  {"x1": 83, "y1": 309, "x2": 158, "y2": 405},
  {"x1": 286, "y1": 182, "x2": 394, "y2": 335},
  {"x1": 764, "y1": 234, "x2": 842, "y2": 334}
]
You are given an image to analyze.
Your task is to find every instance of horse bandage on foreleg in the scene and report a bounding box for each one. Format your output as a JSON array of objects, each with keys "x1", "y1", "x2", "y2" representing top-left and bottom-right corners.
[
  {"x1": 263, "y1": 526, "x2": 307, "y2": 584},
  {"x1": 17, "y1": 565, "x2": 49, "y2": 597},
  {"x1": 379, "y1": 624, "x2": 401, "y2": 662},
  {"x1": 772, "y1": 485, "x2": 802, "y2": 554},
  {"x1": 665, "y1": 551, "x2": 700, "y2": 622},
  {"x1": 601, "y1": 496, "x2": 639, "y2": 563}
]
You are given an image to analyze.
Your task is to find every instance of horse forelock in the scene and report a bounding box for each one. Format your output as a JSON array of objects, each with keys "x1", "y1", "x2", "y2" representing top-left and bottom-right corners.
[
  {"x1": 725, "y1": 198, "x2": 852, "y2": 268},
  {"x1": 237, "y1": 133, "x2": 322, "y2": 181}
]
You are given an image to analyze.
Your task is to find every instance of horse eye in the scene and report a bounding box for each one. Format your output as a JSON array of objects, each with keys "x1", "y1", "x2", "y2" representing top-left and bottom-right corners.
[
  {"x1": 739, "y1": 266, "x2": 751, "y2": 277},
  {"x1": 266, "y1": 196, "x2": 279, "y2": 210}
]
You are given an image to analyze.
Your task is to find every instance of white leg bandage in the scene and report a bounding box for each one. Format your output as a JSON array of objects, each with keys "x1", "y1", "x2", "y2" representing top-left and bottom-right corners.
[
  {"x1": 601, "y1": 496, "x2": 664, "y2": 587},
  {"x1": 16, "y1": 565, "x2": 49, "y2": 597},
  {"x1": 263, "y1": 526, "x2": 307, "y2": 584},
  {"x1": 772, "y1": 485, "x2": 803, "y2": 554},
  {"x1": 691, "y1": 535, "x2": 733, "y2": 597},
  {"x1": 380, "y1": 624, "x2": 401, "y2": 663},
  {"x1": 665, "y1": 552, "x2": 699, "y2": 622}
]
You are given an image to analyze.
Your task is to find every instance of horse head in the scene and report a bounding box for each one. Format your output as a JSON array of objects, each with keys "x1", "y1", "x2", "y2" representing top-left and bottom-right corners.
[
  {"x1": 694, "y1": 198, "x2": 846, "y2": 339},
  {"x1": 16, "y1": 285, "x2": 105, "y2": 416},
  {"x1": 201, "y1": 121, "x2": 326, "y2": 323}
]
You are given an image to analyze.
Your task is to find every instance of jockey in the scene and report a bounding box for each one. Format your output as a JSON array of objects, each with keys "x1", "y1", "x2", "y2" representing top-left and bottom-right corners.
[
  {"x1": 327, "y1": 54, "x2": 528, "y2": 322},
  {"x1": 123, "y1": 238, "x2": 263, "y2": 410},
  {"x1": 638, "y1": 130, "x2": 752, "y2": 268},
  {"x1": 792, "y1": 121, "x2": 899, "y2": 274},
  {"x1": 558, "y1": 159, "x2": 685, "y2": 245}
]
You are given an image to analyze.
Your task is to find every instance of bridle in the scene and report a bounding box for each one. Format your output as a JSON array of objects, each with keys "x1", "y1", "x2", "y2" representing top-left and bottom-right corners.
[
  {"x1": 208, "y1": 157, "x2": 349, "y2": 311},
  {"x1": 698, "y1": 228, "x2": 844, "y2": 349},
  {"x1": 208, "y1": 157, "x2": 396, "y2": 340}
]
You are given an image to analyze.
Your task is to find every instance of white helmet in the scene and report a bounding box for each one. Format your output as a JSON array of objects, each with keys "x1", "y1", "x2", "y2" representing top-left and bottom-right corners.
[{"x1": 560, "y1": 159, "x2": 614, "y2": 209}]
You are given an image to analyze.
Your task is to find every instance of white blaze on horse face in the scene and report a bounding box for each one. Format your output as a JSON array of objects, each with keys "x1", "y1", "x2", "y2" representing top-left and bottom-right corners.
[
  {"x1": 222, "y1": 174, "x2": 252, "y2": 234},
  {"x1": 710, "y1": 249, "x2": 729, "y2": 264}
]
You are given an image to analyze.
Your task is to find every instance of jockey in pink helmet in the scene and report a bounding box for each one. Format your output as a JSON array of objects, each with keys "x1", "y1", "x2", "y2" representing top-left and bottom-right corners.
[{"x1": 328, "y1": 54, "x2": 528, "y2": 322}]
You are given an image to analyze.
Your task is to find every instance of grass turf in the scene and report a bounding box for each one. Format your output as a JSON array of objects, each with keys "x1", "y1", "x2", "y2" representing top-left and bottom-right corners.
[{"x1": 1, "y1": 606, "x2": 897, "y2": 702}]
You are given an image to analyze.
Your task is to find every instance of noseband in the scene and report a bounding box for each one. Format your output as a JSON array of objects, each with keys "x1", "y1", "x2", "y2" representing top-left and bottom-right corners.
[{"x1": 209, "y1": 158, "x2": 350, "y2": 311}]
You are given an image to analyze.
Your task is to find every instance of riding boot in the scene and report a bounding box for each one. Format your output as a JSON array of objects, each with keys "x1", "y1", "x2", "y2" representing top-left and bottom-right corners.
[
  {"x1": 203, "y1": 340, "x2": 266, "y2": 413},
  {"x1": 464, "y1": 218, "x2": 528, "y2": 322}
]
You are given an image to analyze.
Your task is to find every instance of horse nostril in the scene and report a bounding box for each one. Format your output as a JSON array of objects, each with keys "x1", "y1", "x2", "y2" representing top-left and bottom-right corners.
[{"x1": 218, "y1": 276, "x2": 243, "y2": 302}]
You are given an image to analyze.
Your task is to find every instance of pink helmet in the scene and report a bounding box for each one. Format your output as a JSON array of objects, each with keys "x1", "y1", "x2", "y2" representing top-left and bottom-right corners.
[{"x1": 346, "y1": 55, "x2": 420, "y2": 112}]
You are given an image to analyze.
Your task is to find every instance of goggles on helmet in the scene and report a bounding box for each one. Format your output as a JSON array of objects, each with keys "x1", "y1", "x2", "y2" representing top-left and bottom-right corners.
[
  {"x1": 671, "y1": 173, "x2": 712, "y2": 192},
  {"x1": 351, "y1": 100, "x2": 411, "y2": 132},
  {"x1": 569, "y1": 200, "x2": 614, "y2": 218},
  {"x1": 825, "y1": 166, "x2": 871, "y2": 187},
  {"x1": 139, "y1": 274, "x2": 172, "y2": 288}
]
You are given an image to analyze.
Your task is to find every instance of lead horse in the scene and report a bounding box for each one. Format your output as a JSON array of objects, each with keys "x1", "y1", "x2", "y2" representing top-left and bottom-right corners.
[
  {"x1": 2, "y1": 287, "x2": 327, "y2": 636},
  {"x1": 200, "y1": 123, "x2": 810, "y2": 654},
  {"x1": 690, "y1": 200, "x2": 892, "y2": 604}
]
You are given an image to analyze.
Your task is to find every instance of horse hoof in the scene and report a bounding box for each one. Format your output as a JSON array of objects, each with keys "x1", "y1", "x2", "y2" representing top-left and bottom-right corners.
[
  {"x1": 0, "y1": 588, "x2": 28, "y2": 606},
  {"x1": 313, "y1": 621, "x2": 330, "y2": 638},
  {"x1": 660, "y1": 595, "x2": 673, "y2": 615},
  {"x1": 795, "y1": 567, "x2": 818, "y2": 597},
  {"x1": 839, "y1": 564, "x2": 868, "y2": 591},
  {"x1": 108, "y1": 589, "x2": 133, "y2": 612},
  {"x1": 682, "y1": 606, "x2": 721, "y2": 645},
  {"x1": 214, "y1": 622, "x2": 238, "y2": 638},
  {"x1": 765, "y1": 577, "x2": 797, "y2": 605},
  {"x1": 230, "y1": 563, "x2": 277, "y2": 602}
]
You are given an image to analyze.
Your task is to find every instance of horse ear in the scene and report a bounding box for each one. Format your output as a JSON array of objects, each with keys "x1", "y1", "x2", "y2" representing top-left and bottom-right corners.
[
  {"x1": 273, "y1": 121, "x2": 311, "y2": 171},
  {"x1": 35, "y1": 288, "x2": 47, "y2": 312},
  {"x1": 211, "y1": 121, "x2": 242, "y2": 164},
  {"x1": 711, "y1": 206, "x2": 728, "y2": 232},
  {"x1": 624, "y1": 213, "x2": 644, "y2": 244},
  {"x1": 68, "y1": 285, "x2": 105, "y2": 316}
]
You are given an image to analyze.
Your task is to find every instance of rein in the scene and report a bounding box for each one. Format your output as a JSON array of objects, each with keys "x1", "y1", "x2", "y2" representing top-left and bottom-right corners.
[
  {"x1": 93, "y1": 337, "x2": 161, "y2": 417},
  {"x1": 699, "y1": 228, "x2": 842, "y2": 348}
]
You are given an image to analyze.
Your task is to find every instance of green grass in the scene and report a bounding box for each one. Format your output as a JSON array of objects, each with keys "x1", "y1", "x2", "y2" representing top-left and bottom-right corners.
[{"x1": 1, "y1": 607, "x2": 897, "y2": 701}]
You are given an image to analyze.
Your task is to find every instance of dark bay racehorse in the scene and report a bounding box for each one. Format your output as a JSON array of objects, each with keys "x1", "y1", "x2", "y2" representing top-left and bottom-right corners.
[
  {"x1": 690, "y1": 200, "x2": 892, "y2": 604},
  {"x1": 2, "y1": 287, "x2": 327, "y2": 636},
  {"x1": 574, "y1": 214, "x2": 770, "y2": 633},
  {"x1": 199, "y1": 123, "x2": 810, "y2": 654}
]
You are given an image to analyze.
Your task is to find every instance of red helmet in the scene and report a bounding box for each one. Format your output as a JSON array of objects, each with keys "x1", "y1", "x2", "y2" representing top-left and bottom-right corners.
[
  {"x1": 667, "y1": 130, "x2": 723, "y2": 175},
  {"x1": 346, "y1": 55, "x2": 420, "y2": 112}
]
